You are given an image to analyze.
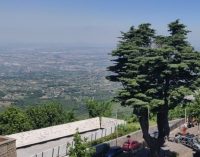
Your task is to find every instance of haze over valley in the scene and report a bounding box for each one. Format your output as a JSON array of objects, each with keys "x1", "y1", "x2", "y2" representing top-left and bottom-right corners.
[{"x1": 0, "y1": 46, "x2": 120, "y2": 117}]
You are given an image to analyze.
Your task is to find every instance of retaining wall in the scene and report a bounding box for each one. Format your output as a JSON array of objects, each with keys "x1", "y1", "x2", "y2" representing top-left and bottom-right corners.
[
  {"x1": 8, "y1": 117, "x2": 100, "y2": 148},
  {"x1": 106, "y1": 118, "x2": 185, "y2": 147}
]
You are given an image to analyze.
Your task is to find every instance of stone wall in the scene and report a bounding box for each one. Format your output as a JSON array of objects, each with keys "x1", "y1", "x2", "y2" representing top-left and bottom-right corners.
[
  {"x1": 0, "y1": 136, "x2": 16, "y2": 157},
  {"x1": 170, "y1": 118, "x2": 185, "y2": 131},
  {"x1": 101, "y1": 117, "x2": 126, "y2": 128}
]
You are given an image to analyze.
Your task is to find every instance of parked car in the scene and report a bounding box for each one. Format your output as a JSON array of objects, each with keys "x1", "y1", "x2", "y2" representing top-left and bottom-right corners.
[
  {"x1": 105, "y1": 146, "x2": 123, "y2": 157},
  {"x1": 122, "y1": 140, "x2": 142, "y2": 152}
]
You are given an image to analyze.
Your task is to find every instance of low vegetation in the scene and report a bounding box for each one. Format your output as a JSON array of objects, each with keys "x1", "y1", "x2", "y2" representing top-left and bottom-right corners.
[
  {"x1": 0, "y1": 101, "x2": 75, "y2": 135},
  {"x1": 67, "y1": 130, "x2": 95, "y2": 157},
  {"x1": 90, "y1": 123, "x2": 139, "y2": 146},
  {"x1": 85, "y1": 99, "x2": 112, "y2": 118},
  {"x1": 90, "y1": 118, "x2": 156, "y2": 146},
  {"x1": 169, "y1": 91, "x2": 200, "y2": 122}
]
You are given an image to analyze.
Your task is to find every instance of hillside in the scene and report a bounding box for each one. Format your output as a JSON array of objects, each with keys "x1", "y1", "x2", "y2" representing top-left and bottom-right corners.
[{"x1": 0, "y1": 46, "x2": 121, "y2": 117}]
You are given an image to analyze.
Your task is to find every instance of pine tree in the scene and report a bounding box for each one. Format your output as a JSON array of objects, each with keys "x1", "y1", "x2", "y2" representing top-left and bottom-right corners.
[{"x1": 107, "y1": 20, "x2": 200, "y2": 156}]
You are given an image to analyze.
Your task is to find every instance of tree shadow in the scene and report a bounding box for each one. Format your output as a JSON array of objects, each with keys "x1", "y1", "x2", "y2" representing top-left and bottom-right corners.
[
  {"x1": 161, "y1": 149, "x2": 178, "y2": 157},
  {"x1": 193, "y1": 151, "x2": 200, "y2": 157},
  {"x1": 122, "y1": 148, "x2": 178, "y2": 157}
]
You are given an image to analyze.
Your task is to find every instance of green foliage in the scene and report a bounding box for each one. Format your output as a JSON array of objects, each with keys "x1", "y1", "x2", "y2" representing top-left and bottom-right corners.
[
  {"x1": 66, "y1": 110, "x2": 76, "y2": 122},
  {"x1": 169, "y1": 105, "x2": 185, "y2": 120},
  {"x1": 68, "y1": 130, "x2": 95, "y2": 157},
  {"x1": 186, "y1": 91, "x2": 200, "y2": 121},
  {"x1": 90, "y1": 123, "x2": 139, "y2": 146},
  {"x1": 108, "y1": 19, "x2": 200, "y2": 112},
  {"x1": 107, "y1": 19, "x2": 200, "y2": 153},
  {"x1": 0, "y1": 107, "x2": 32, "y2": 135},
  {"x1": 26, "y1": 101, "x2": 71, "y2": 129},
  {"x1": 169, "y1": 91, "x2": 200, "y2": 121},
  {"x1": 85, "y1": 99, "x2": 112, "y2": 118},
  {"x1": 0, "y1": 102, "x2": 75, "y2": 135},
  {"x1": 126, "y1": 114, "x2": 138, "y2": 123},
  {"x1": 169, "y1": 86, "x2": 192, "y2": 108},
  {"x1": 0, "y1": 90, "x2": 6, "y2": 98}
]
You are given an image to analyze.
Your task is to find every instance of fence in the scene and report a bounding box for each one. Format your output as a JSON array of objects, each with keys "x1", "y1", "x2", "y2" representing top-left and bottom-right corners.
[{"x1": 31, "y1": 126, "x2": 118, "y2": 157}]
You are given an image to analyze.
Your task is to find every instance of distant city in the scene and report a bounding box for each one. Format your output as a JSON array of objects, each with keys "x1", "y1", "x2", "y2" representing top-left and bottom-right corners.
[{"x1": 0, "y1": 46, "x2": 120, "y2": 116}]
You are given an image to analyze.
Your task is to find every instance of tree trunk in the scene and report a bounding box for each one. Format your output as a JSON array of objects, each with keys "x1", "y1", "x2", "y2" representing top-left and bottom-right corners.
[
  {"x1": 139, "y1": 115, "x2": 161, "y2": 157},
  {"x1": 138, "y1": 78, "x2": 170, "y2": 157},
  {"x1": 138, "y1": 106, "x2": 169, "y2": 157}
]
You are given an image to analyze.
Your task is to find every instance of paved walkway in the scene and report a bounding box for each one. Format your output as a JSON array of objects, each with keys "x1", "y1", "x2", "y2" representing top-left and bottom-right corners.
[
  {"x1": 117, "y1": 125, "x2": 200, "y2": 157},
  {"x1": 164, "y1": 125, "x2": 200, "y2": 157}
]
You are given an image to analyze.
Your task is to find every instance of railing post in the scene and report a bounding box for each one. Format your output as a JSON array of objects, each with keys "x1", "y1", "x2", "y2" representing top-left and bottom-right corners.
[
  {"x1": 95, "y1": 132, "x2": 97, "y2": 140},
  {"x1": 58, "y1": 146, "x2": 60, "y2": 156},
  {"x1": 66, "y1": 143, "x2": 68, "y2": 156},
  {"x1": 52, "y1": 148, "x2": 54, "y2": 157},
  {"x1": 91, "y1": 134, "x2": 93, "y2": 141},
  {"x1": 101, "y1": 129, "x2": 103, "y2": 138}
]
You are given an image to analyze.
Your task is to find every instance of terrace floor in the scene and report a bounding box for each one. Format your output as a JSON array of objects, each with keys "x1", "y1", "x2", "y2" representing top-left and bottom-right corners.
[{"x1": 117, "y1": 125, "x2": 200, "y2": 157}]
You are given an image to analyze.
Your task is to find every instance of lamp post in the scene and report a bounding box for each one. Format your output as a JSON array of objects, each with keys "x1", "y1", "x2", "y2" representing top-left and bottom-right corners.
[
  {"x1": 147, "y1": 105, "x2": 150, "y2": 123},
  {"x1": 184, "y1": 95, "x2": 195, "y2": 123},
  {"x1": 110, "y1": 120, "x2": 118, "y2": 146},
  {"x1": 110, "y1": 110, "x2": 119, "y2": 146},
  {"x1": 185, "y1": 108, "x2": 187, "y2": 123},
  {"x1": 115, "y1": 109, "x2": 118, "y2": 146}
]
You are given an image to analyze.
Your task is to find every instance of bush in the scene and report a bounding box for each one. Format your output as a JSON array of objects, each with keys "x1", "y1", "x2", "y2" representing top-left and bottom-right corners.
[
  {"x1": 26, "y1": 101, "x2": 68, "y2": 129},
  {"x1": 85, "y1": 99, "x2": 112, "y2": 118},
  {"x1": 0, "y1": 102, "x2": 76, "y2": 134},
  {"x1": 67, "y1": 130, "x2": 95, "y2": 157},
  {"x1": 90, "y1": 123, "x2": 139, "y2": 146},
  {"x1": 169, "y1": 106, "x2": 185, "y2": 120},
  {"x1": 0, "y1": 107, "x2": 32, "y2": 135}
]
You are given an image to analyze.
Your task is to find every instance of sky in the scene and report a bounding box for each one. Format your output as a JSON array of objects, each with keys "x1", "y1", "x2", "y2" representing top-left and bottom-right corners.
[{"x1": 0, "y1": 0, "x2": 200, "y2": 48}]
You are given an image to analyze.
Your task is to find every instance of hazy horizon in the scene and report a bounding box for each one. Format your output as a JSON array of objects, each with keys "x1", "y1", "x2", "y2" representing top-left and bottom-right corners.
[{"x1": 0, "y1": 0, "x2": 200, "y2": 49}]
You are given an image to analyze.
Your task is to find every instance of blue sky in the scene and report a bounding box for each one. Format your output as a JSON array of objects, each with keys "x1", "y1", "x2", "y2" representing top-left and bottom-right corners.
[{"x1": 0, "y1": 0, "x2": 200, "y2": 48}]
